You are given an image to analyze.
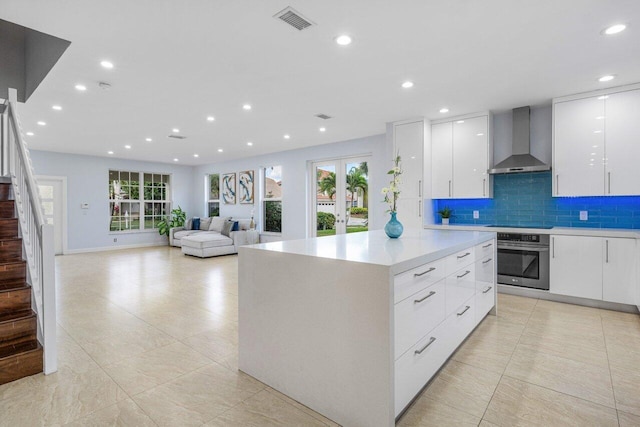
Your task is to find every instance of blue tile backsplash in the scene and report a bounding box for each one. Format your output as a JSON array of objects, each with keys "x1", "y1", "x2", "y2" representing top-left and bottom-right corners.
[{"x1": 433, "y1": 171, "x2": 640, "y2": 229}]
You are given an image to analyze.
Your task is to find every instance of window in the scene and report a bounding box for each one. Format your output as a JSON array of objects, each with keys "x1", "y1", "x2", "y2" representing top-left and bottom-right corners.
[
  {"x1": 207, "y1": 173, "x2": 220, "y2": 217},
  {"x1": 109, "y1": 170, "x2": 171, "y2": 232},
  {"x1": 263, "y1": 166, "x2": 282, "y2": 233}
]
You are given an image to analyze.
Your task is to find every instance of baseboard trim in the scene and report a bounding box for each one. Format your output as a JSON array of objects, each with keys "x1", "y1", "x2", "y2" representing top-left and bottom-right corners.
[
  {"x1": 64, "y1": 242, "x2": 168, "y2": 254},
  {"x1": 497, "y1": 284, "x2": 639, "y2": 314}
]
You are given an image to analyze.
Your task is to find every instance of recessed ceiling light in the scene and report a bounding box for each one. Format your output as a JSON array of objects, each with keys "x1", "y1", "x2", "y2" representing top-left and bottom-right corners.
[
  {"x1": 603, "y1": 24, "x2": 626, "y2": 35},
  {"x1": 218, "y1": 148, "x2": 223, "y2": 152},
  {"x1": 319, "y1": 127, "x2": 326, "y2": 132},
  {"x1": 172, "y1": 128, "x2": 180, "y2": 133},
  {"x1": 124, "y1": 145, "x2": 131, "y2": 149},
  {"x1": 439, "y1": 108, "x2": 449, "y2": 113},
  {"x1": 52, "y1": 105, "x2": 62, "y2": 111},
  {"x1": 401, "y1": 81, "x2": 414, "y2": 89},
  {"x1": 193, "y1": 154, "x2": 199, "y2": 158},
  {"x1": 594, "y1": 130, "x2": 603, "y2": 133},
  {"x1": 75, "y1": 84, "x2": 87, "y2": 91},
  {"x1": 456, "y1": 120, "x2": 465, "y2": 124},
  {"x1": 284, "y1": 134, "x2": 290, "y2": 139},
  {"x1": 598, "y1": 95, "x2": 609, "y2": 100},
  {"x1": 100, "y1": 60, "x2": 114, "y2": 69},
  {"x1": 108, "y1": 151, "x2": 114, "y2": 155},
  {"x1": 595, "y1": 116, "x2": 605, "y2": 120},
  {"x1": 247, "y1": 142, "x2": 253, "y2": 146},
  {"x1": 206, "y1": 116, "x2": 215, "y2": 122},
  {"x1": 598, "y1": 75, "x2": 615, "y2": 82},
  {"x1": 145, "y1": 138, "x2": 152, "y2": 142},
  {"x1": 335, "y1": 35, "x2": 352, "y2": 46},
  {"x1": 26, "y1": 132, "x2": 34, "y2": 136},
  {"x1": 243, "y1": 104, "x2": 252, "y2": 110},
  {"x1": 173, "y1": 158, "x2": 179, "y2": 162},
  {"x1": 37, "y1": 121, "x2": 46, "y2": 126},
  {"x1": 477, "y1": 133, "x2": 484, "y2": 136}
]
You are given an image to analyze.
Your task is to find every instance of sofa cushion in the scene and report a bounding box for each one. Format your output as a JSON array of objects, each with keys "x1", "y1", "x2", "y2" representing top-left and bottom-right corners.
[
  {"x1": 199, "y1": 217, "x2": 212, "y2": 231},
  {"x1": 209, "y1": 216, "x2": 231, "y2": 232},
  {"x1": 181, "y1": 233, "x2": 233, "y2": 249},
  {"x1": 236, "y1": 219, "x2": 252, "y2": 231},
  {"x1": 174, "y1": 230, "x2": 201, "y2": 240},
  {"x1": 221, "y1": 221, "x2": 236, "y2": 237}
]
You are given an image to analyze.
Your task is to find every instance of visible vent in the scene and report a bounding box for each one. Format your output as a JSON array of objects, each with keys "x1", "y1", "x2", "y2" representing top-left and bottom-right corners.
[
  {"x1": 168, "y1": 135, "x2": 187, "y2": 140},
  {"x1": 315, "y1": 114, "x2": 332, "y2": 120},
  {"x1": 274, "y1": 7, "x2": 314, "y2": 31}
]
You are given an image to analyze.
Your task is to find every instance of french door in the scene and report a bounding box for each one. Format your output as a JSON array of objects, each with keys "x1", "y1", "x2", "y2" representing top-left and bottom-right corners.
[
  {"x1": 311, "y1": 156, "x2": 370, "y2": 237},
  {"x1": 36, "y1": 176, "x2": 66, "y2": 255}
]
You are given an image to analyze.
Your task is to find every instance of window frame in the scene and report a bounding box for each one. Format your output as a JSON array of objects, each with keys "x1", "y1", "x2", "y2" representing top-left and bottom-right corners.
[
  {"x1": 262, "y1": 165, "x2": 282, "y2": 234},
  {"x1": 207, "y1": 173, "x2": 221, "y2": 217}
]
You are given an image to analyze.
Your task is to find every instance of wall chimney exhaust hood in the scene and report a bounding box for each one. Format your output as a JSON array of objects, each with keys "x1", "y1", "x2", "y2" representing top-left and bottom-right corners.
[{"x1": 489, "y1": 106, "x2": 550, "y2": 174}]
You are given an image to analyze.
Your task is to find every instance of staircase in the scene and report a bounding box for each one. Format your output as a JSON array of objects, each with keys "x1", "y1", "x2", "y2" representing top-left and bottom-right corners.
[{"x1": 0, "y1": 182, "x2": 43, "y2": 384}]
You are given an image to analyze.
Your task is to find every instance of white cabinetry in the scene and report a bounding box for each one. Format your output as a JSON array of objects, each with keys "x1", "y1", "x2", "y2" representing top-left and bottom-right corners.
[
  {"x1": 553, "y1": 85, "x2": 640, "y2": 197},
  {"x1": 393, "y1": 120, "x2": 424, "y2": 228},
  {"x1": 550, "y1": 235, "x2": 637, "y2": 304},
  {"x1": 431, "y1": 113, "x2": 492, "y2": 199}
]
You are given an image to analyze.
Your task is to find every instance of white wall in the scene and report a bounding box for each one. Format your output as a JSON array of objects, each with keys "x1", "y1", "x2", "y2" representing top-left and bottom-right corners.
[
  {"x1": 192, "y1": 134, "x2": 387, "y2": 241},
  {"x1": 30, "y1": 150, "x2": 196, "y2": 252}
]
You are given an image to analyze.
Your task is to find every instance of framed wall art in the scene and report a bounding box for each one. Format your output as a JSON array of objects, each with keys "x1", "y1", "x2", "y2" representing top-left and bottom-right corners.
[
  {"x1": 238, "y1": 170, "x2": 255, "y2": 204},
  {"x1": 221, "y1": 173, "x2": 236, "y2": 204}
]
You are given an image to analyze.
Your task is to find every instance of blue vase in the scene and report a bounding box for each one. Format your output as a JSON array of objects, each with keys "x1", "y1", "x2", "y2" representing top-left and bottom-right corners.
[{"x1": 384, "y1": 212, "x2": 404, "y2": 238}]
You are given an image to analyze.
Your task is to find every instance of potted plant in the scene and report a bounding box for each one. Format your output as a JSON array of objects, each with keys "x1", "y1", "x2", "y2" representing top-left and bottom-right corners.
[
  {"x1": 438, "y1": 207, "x2": 452, "y2": 225},
  {"x1": 157, "y1": 206, "x2": 187, "y2": 237},
  {"x1": 381, "y1": 152, "x2": 403, "y2": 238}
]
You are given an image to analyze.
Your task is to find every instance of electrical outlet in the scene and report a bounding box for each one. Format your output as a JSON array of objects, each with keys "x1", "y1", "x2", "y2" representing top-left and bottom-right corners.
[
  {"x1": 113, "y1": 238, "x2": 117, "y2": 242},
  {"x1": 579, "y1": 211, "x2": 588, "y2": 221},
  {"x1": 473, "y1": 210, "x2": 479, "y2": 219}
]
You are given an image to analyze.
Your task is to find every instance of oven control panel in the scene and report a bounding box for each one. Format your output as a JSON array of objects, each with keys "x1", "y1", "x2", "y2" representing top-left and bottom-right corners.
[{"x1": 497, "y1": 233, "x2": 541, "y2": 242}]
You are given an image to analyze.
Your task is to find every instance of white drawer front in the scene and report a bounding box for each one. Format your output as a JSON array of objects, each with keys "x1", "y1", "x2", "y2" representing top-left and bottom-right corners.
[
  {"x1": 475, "y1": 239, "x2": 495, "y2": 260},
  {"x1": 446, "y1": 247, "x2": 475, "y2": 274},
  {"x1": 475, "y1": 255, "x2": 495, "y2": 286},
  {"x1": 475, "y1": 282, "x2": 495, "y2": 322},
  {"x1": 449, "y1": 297, "x2": 477, "y2": 344},
  {"x1": 445, "y1": 265, "x2": 476, "y2": 317},
  {"x1": 394, "y1": 323, "x2": 452, "y2": 416},
  {"x1": 394, "y1": 280, "x2": 446, "y2": 360},
  {"x1": 394, "y1": 259, "x2": 446, "y2": 304}
]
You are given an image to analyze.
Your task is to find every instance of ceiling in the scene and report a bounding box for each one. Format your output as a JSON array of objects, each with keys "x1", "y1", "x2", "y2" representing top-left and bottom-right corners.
[{"x1": 2, "y1": 0, "x2": 640, "y2": 165}]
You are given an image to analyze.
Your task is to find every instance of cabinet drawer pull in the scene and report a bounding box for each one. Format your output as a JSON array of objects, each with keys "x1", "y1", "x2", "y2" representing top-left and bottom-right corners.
[
  {"x1": 414, "y1": 337, "x2": 436, "y2": 355},
  {"x1": 482, "y1": 243, "x2": 493, "y2": 248},
  {"x1": 457, "y1": 305, "x2": 471, "y2": 316},
  {"x1": 457, "y1": 252, "x2": 471, "y2": 259},
  {"x1": 414, "y1": 291, "x2": 436, "y2": 304},
  {"x1": 414, "y1": 267, "x2": 436, "y2": 277},
  {"x1": 482, "y1": 258, "x2": 493, "y2": 264},
  {"x1": 456, "y1": 270, "x2": 471, "y2": 279},
  {"x1": 482, "y1": 286, "x2": 493, "y2": 294}
]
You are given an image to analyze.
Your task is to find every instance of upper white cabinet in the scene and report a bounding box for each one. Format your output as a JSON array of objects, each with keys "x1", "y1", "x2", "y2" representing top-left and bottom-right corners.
[
  {"x1": 553, "y1": 85, "x2": 640, "y2": 197},
  {"x1": 393, "y1": 120, "x2": 424, "y2": 229},
  {"x1": 431, "y1": 113, "x2": 492, "y2": 199}
]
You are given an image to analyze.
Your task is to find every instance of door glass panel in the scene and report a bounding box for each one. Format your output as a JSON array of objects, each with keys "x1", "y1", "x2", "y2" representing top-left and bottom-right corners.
[
  {"x1": 344, "y1": 161, "x2": 368, "y2": 234},
  {"x1": 316, "y1": 164, "x2": 336, "y2": 236},
  {"x1": 39, "y1": 185, "x2": 53, "y2": 199},
  {"x1": 497, "y1": 249, "x2": 540, "y2": 280},
  {"x1": 42, "y1": 201, "x2": 54, "y2": 215}
]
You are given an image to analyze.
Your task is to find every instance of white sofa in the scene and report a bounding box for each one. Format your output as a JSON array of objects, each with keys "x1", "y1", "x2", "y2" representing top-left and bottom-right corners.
[{"x1": 170, "y1": 217, "x2": 258, "y2": 258}]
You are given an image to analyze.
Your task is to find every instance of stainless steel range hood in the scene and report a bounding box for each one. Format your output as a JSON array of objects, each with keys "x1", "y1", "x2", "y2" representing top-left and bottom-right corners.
[{"x1": 489, "y1": 106, "x2": 550, "y2": 174}]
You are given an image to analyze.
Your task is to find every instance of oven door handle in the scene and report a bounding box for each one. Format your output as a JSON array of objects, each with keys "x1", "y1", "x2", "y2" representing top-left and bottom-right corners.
[{"x1": 497, "y1": 244, "x2": 549, "y2": 252}]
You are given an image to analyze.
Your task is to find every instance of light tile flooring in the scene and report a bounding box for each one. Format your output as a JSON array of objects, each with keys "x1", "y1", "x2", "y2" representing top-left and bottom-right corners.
[{"x1": 0, "y1": 247, "x2": 639, "y2": 426}]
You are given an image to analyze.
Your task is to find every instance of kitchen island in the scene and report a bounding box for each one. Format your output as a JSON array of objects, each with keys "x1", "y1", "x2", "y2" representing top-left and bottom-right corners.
[{"x1": 238, "y1": 229, "x2": 496, "y2": 426}]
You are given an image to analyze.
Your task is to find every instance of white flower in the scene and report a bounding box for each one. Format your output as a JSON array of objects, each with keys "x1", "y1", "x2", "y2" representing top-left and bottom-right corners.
[{"x1": 381, "y1": 187, "x2": 389, "y2": 194}]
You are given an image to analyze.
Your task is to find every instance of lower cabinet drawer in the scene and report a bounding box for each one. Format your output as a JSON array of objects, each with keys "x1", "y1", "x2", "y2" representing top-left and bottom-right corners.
[
  {"x1": 394, "y1": 281, "x2": 446, "y2": 360},
  {"x1": 394, "y1": 323, "x2": 452, "y2": 416},
  {"x1": 445, "y1": 265, "x2": 476, "y2": 316},
  {"x1": 448, "y1": 298, "x2": 477, "y2": 344},
  {"x1": 475, "y1": 282, "x2": 495, "y2": 322}
]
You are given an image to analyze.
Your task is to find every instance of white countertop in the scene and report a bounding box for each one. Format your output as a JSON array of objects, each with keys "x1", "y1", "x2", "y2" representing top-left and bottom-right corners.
[
  {"x1": 424, "y1": 224, "x2": 640, "y2": 239},
  {"x1": 245, "y1": 229, "x2": 495, "y2": 274}
]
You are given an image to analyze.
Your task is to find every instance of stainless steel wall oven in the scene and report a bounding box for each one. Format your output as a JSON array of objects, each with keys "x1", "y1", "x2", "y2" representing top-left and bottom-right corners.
[{"x1": 496, "y1": 232, "x2": 550, "y2": 290}]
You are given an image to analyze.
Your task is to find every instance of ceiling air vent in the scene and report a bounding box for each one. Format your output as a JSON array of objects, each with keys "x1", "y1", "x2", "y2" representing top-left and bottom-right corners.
[
  {"x1": 315, "y1": 113, "x2": 332, "y2": 120},
  {"x1": 168, "y1": 135, "x2": 187, "y2": 140},
  {"x1": 274, "y1": 7, "x2": 315, "y2": 31}
]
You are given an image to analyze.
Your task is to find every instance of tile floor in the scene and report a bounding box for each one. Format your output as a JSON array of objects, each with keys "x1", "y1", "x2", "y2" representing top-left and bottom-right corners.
[{"x1": 0, "y1": 247, "x2": 639, "y2": 426}]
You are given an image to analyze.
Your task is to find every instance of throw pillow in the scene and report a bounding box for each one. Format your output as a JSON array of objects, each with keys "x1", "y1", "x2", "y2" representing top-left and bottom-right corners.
[
  {"x1": 191, "y1": 217, "x2": 200, "y2": 230},
  {"x1": 231, "y1": 221, "x2": 239, "y2": 231},
  {"x1": 221, "y1": 220, "x2": 235, "y2": 237},
  {"x1": 185, "y1": 219, "x2": 192, "y2": 230},
  {"x1": 209, "y1": 216, "x2": 231, "y2": 232},
  {"x1": 200, "y1": 217, "x2": 212, "y2": 231},
  {"x1": 237, "y1": 219, "x2": 251, "y2": 231}
]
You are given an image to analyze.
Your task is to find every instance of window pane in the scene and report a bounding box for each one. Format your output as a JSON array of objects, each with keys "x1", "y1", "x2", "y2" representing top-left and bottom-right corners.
[
  {"x1": 208, "y1": 202, "x2": 220, "y2": 217},
  {"x1": 39, "y1": 185, "x2": 53, "y2": 199},
  {"x1": 264, "y1": 201, "x2": 281, "y2": 232},
  {"x1": 264, "y1": 166, "x2": 282, "y2": 198},
  {"x1": 209, "y1": 174, "x2": 220, "y2": 200}
]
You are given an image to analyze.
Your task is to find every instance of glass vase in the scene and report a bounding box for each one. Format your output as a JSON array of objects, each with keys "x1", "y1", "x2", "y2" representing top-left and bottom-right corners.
[{"x1": 384, "y1": 212, "x2": 403, "y2": 238}]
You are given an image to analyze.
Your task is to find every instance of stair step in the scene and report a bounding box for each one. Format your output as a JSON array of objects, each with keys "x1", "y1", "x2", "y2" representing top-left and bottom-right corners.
[
  {"x1": 0, "y1": 218, "x2": 18, "y2": 239},
  {"x1": 0, "y1": 200, "x2": 15, "y2": 219},
  {"x1": 0, "y1": 311, "x2": 37, "y2": 356},
  {"x1": 0, "y1": 343, "x2": 43, "y2": 385},
  {"x1": 0, "y1": 238, "x2": 23, "y2": 263},
  {"x1": 0, "y1": 183, "x2": 12, "y2": 202},
  {"x1": 0, "y1": 286, "x2": 31, "y2": 315},
  {"x1": 0, "y1": 261, "x2": 26, "y2": 284}
]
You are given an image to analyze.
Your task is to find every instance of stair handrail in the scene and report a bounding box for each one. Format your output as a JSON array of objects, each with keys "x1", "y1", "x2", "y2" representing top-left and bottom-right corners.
[{"x1": 2, "y1": 89, "x2": 57, "y2": 375}]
